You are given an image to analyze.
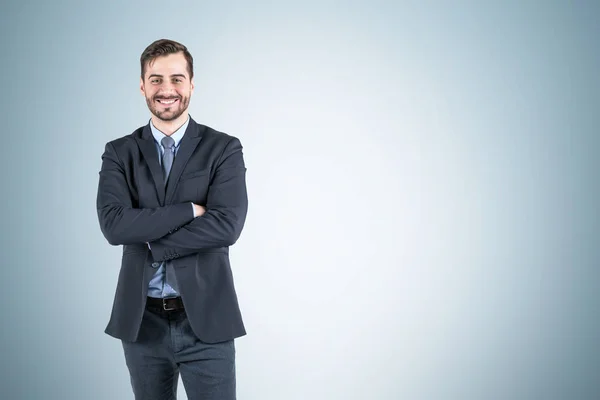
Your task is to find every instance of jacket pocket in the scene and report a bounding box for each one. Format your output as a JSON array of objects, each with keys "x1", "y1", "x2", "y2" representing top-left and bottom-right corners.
[{"x1": 179, "y1": 169, "x2": 209, "y2": 181}]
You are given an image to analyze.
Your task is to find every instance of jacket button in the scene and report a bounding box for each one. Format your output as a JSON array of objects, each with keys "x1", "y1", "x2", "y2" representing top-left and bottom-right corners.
[{"x1": 151, "y1": 262, "x2": 160, "y2": 268}]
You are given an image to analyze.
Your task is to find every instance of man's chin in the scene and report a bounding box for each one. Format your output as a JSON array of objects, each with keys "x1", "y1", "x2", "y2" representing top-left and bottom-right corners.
[{"x1": 151, "y1": 109, "x2": 185, "y2": 122}]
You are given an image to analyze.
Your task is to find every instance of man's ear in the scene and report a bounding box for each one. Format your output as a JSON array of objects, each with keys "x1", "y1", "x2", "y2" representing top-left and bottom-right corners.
[
  {"x1": 191, "y1": 78, "x2": 195, "y2": 94},
  {"x1": 140, "y1": 77, "x2": 145, "y2": 96}
]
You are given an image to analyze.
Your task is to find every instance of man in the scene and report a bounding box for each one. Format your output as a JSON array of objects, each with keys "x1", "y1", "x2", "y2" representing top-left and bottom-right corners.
[{"x1": 96, "y1": 39, "x2": 248, "y2": 400}]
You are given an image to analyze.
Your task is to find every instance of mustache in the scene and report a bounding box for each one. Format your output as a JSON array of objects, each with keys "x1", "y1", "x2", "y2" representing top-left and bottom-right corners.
[{"x1": 153, "y1": 95, "x2": 181, "y2": 100}]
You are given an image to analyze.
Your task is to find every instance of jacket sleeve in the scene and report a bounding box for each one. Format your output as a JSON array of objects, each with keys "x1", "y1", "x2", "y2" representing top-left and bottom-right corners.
[
  {"x1": 148, "y1": 137, "x2": 248, "y2": 262},
  {"x1": 96, "y1": 141, "x2": 195, "y2": 246}
]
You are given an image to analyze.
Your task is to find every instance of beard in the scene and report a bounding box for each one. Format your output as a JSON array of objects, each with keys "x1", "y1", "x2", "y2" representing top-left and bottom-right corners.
[{"x1": 145, "y1": 93, "x2": 190, "y2": 122}]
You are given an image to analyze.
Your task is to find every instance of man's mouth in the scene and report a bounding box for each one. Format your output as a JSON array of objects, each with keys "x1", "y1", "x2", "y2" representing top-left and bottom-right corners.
[{"x1": 156, "y1": 98, "x2": 179, "y2": 106}]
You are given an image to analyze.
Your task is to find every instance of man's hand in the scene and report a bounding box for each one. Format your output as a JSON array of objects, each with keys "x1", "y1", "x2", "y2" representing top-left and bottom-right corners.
[{"x1": 192, "y1": 203, "x2": 206, "y2": 218}]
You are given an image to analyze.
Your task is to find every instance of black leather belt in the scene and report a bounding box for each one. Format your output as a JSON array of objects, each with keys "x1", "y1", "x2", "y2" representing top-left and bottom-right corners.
[{"x1": 146, "y1": 296, "x2": 185, "y2": 311}]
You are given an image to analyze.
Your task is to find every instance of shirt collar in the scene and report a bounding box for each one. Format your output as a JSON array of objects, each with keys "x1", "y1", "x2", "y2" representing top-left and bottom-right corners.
[{"x1": 149, "y1": 115, "x2": 190, "y2": 148}]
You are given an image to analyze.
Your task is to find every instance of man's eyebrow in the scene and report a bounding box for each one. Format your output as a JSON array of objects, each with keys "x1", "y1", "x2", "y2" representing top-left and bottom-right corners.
[{"x1": 147, "y1": 74, "x2": 187, "y2": 79}]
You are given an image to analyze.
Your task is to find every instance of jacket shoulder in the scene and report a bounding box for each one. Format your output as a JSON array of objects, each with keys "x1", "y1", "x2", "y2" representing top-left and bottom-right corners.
[
  {"x1": 200, "y1": 124, "x2": 240, "y2": 143},
  {"x1": 105, "y1": 126, "x2": 145, "y2": 150}
]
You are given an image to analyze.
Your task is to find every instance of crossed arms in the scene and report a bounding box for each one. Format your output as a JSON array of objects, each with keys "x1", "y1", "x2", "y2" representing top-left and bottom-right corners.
[{"x1": 96, "y1": 137, "x2": 248, "y2": 263}]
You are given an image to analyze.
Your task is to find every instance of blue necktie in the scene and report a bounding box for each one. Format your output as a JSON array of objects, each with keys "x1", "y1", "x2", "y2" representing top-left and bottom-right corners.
[{"x1": 161, "y1": 136, "x2": 179, "y2": 295}]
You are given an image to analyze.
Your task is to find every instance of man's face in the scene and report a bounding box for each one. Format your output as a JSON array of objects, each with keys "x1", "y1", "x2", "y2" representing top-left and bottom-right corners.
[{"x1": 140, "y1": 52, "x2": 194, "y2": 122}]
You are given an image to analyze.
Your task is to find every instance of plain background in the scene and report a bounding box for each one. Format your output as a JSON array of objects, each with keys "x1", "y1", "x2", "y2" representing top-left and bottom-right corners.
[{"x1": 1, "y1": 1, "x2": 599, "y2": 399}]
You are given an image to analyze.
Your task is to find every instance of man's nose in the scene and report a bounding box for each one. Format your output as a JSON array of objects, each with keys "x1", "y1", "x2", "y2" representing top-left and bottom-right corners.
[{"x1": 159, "y1": 81, "x2": 176, "y2": 91}]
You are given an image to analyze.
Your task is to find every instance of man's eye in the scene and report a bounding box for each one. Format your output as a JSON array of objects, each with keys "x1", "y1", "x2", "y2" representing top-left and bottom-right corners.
[
  {"x1": 174, "y1": 79, "x2": 182, "y2": 83},
  {"x1": 151, "y1": 79, "x2": 160, "y2": 84}
]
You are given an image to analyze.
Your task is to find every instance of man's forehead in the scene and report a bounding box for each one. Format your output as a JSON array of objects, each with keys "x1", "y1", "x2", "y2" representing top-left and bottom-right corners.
[{"x1": 145, "y1": 53, "x2": 189, "y2": 75}]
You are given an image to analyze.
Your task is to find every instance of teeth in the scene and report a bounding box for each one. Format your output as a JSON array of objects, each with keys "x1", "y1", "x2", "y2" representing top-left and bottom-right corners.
[{"x1": 158, "y1": 99, "x2": 177, "y2": 104}]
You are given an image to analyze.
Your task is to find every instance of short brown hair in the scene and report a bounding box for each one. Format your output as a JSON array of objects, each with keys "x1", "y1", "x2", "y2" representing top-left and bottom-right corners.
[{"x1": 140, "y1": 39, "x2": 194, "y2": 79}]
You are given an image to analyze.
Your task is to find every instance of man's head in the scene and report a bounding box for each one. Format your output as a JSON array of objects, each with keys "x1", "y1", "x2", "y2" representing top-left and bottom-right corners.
[{"x1": 140, "y1": 39, "x2": 194, "y2": 123}]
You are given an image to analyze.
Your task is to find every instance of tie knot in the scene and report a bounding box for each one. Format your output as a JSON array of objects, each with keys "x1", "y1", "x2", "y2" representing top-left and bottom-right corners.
[{"x1": 161, "y1": 136, "x2": 175, "y2": 150}]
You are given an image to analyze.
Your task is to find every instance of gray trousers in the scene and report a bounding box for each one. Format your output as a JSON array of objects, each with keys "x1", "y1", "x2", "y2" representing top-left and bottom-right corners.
[{"x1": 121, "y1": 306, "x2": 236, "y2": 400}]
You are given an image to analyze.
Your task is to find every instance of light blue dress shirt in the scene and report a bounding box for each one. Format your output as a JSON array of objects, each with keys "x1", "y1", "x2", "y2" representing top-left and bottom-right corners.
[{"x1": 147, "y1": 116, "x2": 190, "y2": 298}]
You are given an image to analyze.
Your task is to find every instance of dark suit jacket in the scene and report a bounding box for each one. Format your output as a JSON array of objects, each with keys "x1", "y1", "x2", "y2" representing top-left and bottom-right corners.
[{"x1": 96, "y1": 117, "x2": 248, "y2": 343}]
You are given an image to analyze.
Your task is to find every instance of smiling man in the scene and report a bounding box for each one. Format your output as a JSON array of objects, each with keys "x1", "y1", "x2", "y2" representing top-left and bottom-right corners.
[
  {"x1": 96, "y1": 39, "x2": 248, "y2": 400},
  {"x1": 143, "y1": 51, "x2": 192, "y2": 126}
]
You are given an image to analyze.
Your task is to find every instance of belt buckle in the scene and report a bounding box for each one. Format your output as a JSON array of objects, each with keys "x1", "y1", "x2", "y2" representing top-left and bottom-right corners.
[{"x1": 162, "y1": 297, "x2": 177, "y2": 311}]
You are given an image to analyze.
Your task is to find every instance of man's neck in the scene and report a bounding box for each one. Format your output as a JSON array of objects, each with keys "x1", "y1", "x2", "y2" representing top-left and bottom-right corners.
[{"x1": 151, "y1": 113, "x2": 189, "y2": 136}]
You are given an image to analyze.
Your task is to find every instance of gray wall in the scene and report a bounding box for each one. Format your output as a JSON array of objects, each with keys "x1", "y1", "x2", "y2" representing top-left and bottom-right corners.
[{"x1": 1, "y1": 1, "x2": 598, "y2": 399}]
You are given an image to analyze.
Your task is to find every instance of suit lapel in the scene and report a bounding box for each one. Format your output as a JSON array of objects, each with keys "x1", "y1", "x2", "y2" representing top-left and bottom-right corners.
[
  {"x1": 135, "y1": 123, "x2": 166, "y2": 205},
  {"x1": 165, "y1": 118, "x2": 204, "y2": 204}
]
